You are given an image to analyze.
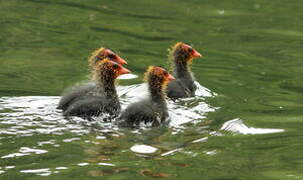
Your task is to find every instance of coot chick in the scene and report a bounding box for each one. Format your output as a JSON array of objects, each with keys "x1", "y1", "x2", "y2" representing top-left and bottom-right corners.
[
  {"x1": 167, "y1": 42, "x2": 202, "y2": 99},
  {"x1": 88, "y1": 47, "x2": 127, "y2": 71},
  {"x1": 118, "y1": 66, "x2": 175, "y2": 128},
  {"x1": 57, "y1": 47, "x2": 127, "y2": 110},
  {"x1": 63, "y1": 59, "x2": 130, "y2": 119}
]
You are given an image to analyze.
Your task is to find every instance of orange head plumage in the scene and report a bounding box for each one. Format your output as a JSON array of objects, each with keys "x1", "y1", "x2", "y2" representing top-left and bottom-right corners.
[
  {"x1": 88, "y1": 48, "x2": 127, "y2": 70},
  {"x1": 93, "y1": 59, "x2": 130, "y2": 82},
  {"x1": 169, "y1": 42, "x2": 202, "y2": 63},
  {"x1": 144, "y1": 66, "x2": 175, "y2": 91}
]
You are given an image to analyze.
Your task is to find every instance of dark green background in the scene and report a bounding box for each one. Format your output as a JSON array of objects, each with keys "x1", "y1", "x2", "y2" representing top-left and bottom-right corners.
[{"x1": 0, "y1": 0, "x2": 303, "y2": 179}]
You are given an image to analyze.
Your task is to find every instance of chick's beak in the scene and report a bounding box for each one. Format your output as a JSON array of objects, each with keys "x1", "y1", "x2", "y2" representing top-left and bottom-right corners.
[
  {"x1": 191, "y1": 49, "x2": 202, "y2": 58},
  {"x1": 118, "y1": 66, "x2": 131, "y2": 75},
  {"x1": 167, "y1": 74, "x2": 175, "y2": 81},
  {"x1": 116, "y1": 55, "x2": 127, "y2": 65}
]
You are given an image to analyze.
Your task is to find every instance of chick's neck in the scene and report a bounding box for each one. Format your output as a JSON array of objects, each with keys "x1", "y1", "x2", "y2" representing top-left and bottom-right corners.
[
  {"x1": 173, "y1": 55, "x2": 193, "y2": 80},
  {"x1": 94, "y1": 70, "x2": 118, "y2": 99},
  {"x1": 148, "y1": 76, "x2": 167, "y2": 104}
]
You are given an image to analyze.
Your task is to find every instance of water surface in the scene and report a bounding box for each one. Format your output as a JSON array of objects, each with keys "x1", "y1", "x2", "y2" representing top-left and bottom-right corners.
[{"x1": 0, "y1": 0, "x2": 303, "y2": 179}]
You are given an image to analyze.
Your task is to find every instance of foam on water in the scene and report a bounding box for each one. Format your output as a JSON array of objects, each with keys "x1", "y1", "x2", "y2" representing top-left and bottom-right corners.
[
  {"x1": 20, "y1": 168, "x2": 52, "y2": 176},
  {"x1": 1, "y1": 147, "x2": 48, "y2": 159},
  {"x1": 117, "y1": 81, "x2": 217, "y2": 128},
  {"x1": 117, "y1": 73, "x2": 138, "y2": 80},
  {"x1": 0, "y1": 82, "x2": 284, "y2": 137},
  {"x1": 221, "y1": 118, "x2": 284, "y2": 135},
  {"x1": 0, "y1": 82, "x2": 215, "y2": 137},
  {"x1": 97, "y1": 162, "x2": 115, "y2": 166},
  {"x1": 130, "y1": 144, "x2": 158, "y2": 154}
]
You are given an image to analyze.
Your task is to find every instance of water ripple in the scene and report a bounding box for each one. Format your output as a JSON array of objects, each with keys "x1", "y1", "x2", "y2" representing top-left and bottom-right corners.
[
  {"x1": 1, "y1": 147, "x2": 47, "y2": 159},
  {"x1": 25, "y1": 0, "x2": 173, "y2": 20},
  {"x1": 90, "y1": 26, "x2": 173, "y2": 41},
  {"x1": 20, "y1": 168, "x2": 51, "y2": 176}
]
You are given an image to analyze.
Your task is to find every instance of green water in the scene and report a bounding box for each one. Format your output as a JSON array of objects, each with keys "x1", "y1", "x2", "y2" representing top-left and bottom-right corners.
[{"x1": 1, "y1": 0, "x2": 303, "y2": 179}]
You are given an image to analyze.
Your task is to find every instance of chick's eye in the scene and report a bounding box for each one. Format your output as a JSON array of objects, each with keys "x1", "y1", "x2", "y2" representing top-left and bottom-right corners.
[
  {"x1": 163, "y1": 71, "x2": 168, "y2": 76},
  {"x1": 113, "y1": 64, "x2": 119, "y2": 69},
  {"x1": 108, "y1": 54, "x2": 115, "y2": 59}
]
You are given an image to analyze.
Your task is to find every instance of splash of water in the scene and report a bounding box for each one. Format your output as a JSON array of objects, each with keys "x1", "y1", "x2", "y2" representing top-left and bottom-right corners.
[
  {"x1": 0, "y1": 81, "x2": 216, "y2": 137},
  {"x1": 221, "y1": 118, "x2": 284, "y2": 135}
]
